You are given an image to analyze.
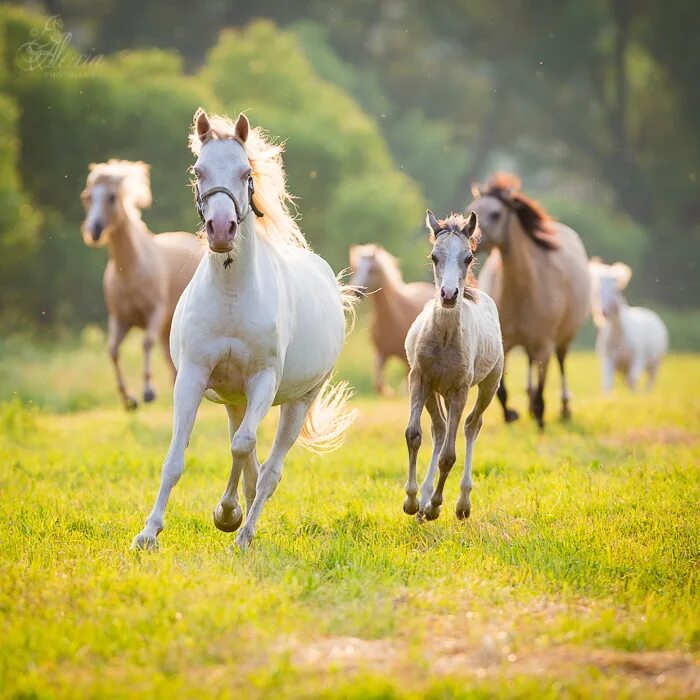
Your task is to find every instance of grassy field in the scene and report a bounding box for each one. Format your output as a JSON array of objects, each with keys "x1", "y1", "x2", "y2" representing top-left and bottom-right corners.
[{"x1": 1, "y1": 323, "x2": 699, "y2": 699}]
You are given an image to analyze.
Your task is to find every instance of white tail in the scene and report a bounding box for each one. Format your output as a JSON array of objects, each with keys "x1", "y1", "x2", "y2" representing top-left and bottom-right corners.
[{"x1": 298, "y1": 376, "x2": 357, "y2": 453}]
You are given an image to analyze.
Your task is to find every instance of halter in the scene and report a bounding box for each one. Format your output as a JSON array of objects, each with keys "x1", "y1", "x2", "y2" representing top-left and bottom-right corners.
[{"x1": 194, "y1": 175, "x2": 264, "y2": 224}]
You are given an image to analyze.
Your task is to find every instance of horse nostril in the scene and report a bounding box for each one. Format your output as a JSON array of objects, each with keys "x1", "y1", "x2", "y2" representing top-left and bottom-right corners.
[
  {"x1": 91, "y1": 221, "x2": 103, "y2": 241},
  {"x1": 229, "y1": 221, "x2": 237, "y2": 236},
  {"x1": 206, "y1": 220, "x2": 214, "y2": 237}
]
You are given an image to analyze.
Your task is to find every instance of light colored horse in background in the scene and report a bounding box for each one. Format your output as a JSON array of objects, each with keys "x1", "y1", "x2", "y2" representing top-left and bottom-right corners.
[
  {"x1": 589, "y1": 259, "x2": 668, "y2": 392},
  {"x1": 349, "y1": 245, "x2": 433, "y2": 394},
  {"x1": 468, "y1": 173, "x2": 590, "y2": 430},
  {"x1": 404, "y1": 211, "x2": 503, "y2": 522},
  {"x1": 132, "y1": 110, "x2": 356, "y2": 551},
  {"x1": 81, "y1": 160, "x2": 203, "y2": 409}
]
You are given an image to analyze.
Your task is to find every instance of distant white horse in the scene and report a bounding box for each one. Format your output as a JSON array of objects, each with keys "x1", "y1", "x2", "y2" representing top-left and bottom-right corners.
[
  {"x1": 132, "y1": 110, "x2": 356, "y2": 550},
  {"x1": 589, "y1": 259, "x2": 668, "y2": 392},
  {"x1": 403, "y1": 210, "x2": 503, "y2": 521}
]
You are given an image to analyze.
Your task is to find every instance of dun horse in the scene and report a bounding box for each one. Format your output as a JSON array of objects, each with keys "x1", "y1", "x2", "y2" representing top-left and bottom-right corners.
[
  {"x1": 132, "y1": 111, "x2": 356, "y2": 551},
  {"x1": 81, "y1": 160, "x2": 204, "y2": 409},
  {"x1": 349, "y1": 245, "x2": 433, "y2": 394},
  {"x1": 589, "y1": 259, "x2": 668, "y2": 392},
  {"x1": 468, "y1": 173, "x2": 590, "y2": 429},
  {"x1": 403, "y1": 211, "x2": 503, "y2": 521}
]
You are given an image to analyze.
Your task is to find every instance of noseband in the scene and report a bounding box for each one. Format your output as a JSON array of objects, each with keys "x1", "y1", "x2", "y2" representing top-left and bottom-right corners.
[{"x1": 195, "y1": 175, "x2": 264, "y2": 224}]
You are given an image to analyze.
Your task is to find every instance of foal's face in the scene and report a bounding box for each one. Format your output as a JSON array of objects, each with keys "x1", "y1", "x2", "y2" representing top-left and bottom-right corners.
[
  {"x1": 590, "y1": 262, "x2": 631, "y2": 320},
  {"x1": 467, "y1": 195, "x2": 508, "y2": 252},
  {"x1": 427, "y1": 210, "x2": 478, "y2": 309},
  {"x1": 81, "y1": 180, "x2": 120, "y2": 245}
]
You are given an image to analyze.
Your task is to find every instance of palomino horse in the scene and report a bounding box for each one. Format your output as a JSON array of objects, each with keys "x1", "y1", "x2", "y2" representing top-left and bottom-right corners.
[
  {"x1": 404, "y1": 210, "x2": 503, "y2": 521},
  {"x1": 589, "y1": 259, "x2": 668, "y2": 392},
  {"x1": 81, "y1": 160, "x2": 204, "y2": 409},
  {"x1": 467, "y1": 173, "x2": 590, "y2": 430},
  {"x1": 349, "y1": 245, "x2": 433, "y2": 394},
  {"x1": 132, "y1": 110, "x2": 356, "y2": 551}
]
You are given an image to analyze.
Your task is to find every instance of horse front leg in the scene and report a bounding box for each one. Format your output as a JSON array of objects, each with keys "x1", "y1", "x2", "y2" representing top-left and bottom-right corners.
[
  {"x1": 235, "y1": 380, "x2": 319, "y2": 550},
  {"x1": 422, "y1": 388, "x2": 467, "y2": 521},
  {"x1": 403, "y1": 369, "x2": 428, "y2": 516},
  {"x1": 213, "y1": 403, "x2": 261, "y2": 532},
  {"x1": 497, "y1": 354, "x2": 519, "y2": 423},
  {"x1": 143, "y1": 306, "x2": 166, "y2": 403},
  {"x1": 556, "y1": 346, "x2": 572, "y2": 421},
  {"x1": 532, "y1": 353, "x2": 552, "y2": 431},
  {"x1": 131, "y1": 362, "x2": 208, "y2": 549},
  {"x1": 107, "y1": 314, "x2": 137, "y2": 410},
  {"x1": 418, "y1": 393, "x2": 446, "y2": 513}
]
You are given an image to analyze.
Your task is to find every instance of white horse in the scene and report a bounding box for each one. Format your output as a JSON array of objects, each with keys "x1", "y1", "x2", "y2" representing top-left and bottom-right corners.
[
  {"x1": 403, "y1": 211, "x2": 503, "y2": 521},
  {"x1": 589, "y1": 259, "x2": 668, "y2": 392},
  {"x1": 132, "y1": 110, "x2": 356, "y2": 550}
]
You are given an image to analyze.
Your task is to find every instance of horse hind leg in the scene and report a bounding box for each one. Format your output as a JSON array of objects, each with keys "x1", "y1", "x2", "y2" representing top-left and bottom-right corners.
[
  {"x1": 235, "y1": 382, "x2": 320, "y2": 550},
  {"x1": 532, "y1": 353, "x2": 552, "y2": 431},
  {"x1": 456, "y1": 363, "x2": 501, "y2": 520},
  {"x1": 108, "y1": 315, "x2": 137, "y2": 410},
  {"x1": 417, "y1": 393, "x2": 446, "y2": 514}
]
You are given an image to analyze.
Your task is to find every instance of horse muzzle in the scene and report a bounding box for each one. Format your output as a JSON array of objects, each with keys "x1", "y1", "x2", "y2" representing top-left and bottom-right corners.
[{"x1": 206, "y1": 218, "x2": 237, "y2": 253}]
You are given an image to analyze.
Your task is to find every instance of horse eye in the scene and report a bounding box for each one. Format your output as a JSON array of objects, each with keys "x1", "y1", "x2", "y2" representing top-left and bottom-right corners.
[
  {"x1": 430, "y1": 254, "x2": 438, "y2": 264},
  {"x1": 464, "y1": 254, "x2": 473, "y2": 265},
  {"x1": 108, "y1": 193, "x2": 116, "y2": 204},
  {"x1": 490, "y1": 211, "x2": 501, "y2": 221}
]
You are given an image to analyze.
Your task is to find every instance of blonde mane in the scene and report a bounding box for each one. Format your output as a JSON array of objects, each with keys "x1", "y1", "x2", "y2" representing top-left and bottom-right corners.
[
  {"x1": 86, "y1": 160, "x2": 152, "y2": 210},
  {"x1": 189, "y1": 112, "x2": 309, "y2": 250}
]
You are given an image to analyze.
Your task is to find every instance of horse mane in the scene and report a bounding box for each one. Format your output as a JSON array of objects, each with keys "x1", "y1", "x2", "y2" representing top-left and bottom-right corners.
[
  {"x1": 350, "y1": 244, "x2": 404, "y2": 286},
  {"x1": 87, "y1": 160, "x2": 152, "y2": 210},
  {"x1": 482, "y1": 172, "x2": 559, "y2": 250},
  {"x1": 188, "y1": 113, "x2": 309, "y2": 250},
  {"x1": 431, "y1": 212, "x2": 480, "y2": 302}
]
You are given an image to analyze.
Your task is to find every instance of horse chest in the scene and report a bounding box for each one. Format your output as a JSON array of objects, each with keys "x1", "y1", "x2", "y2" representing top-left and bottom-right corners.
[{"x1": 416, "y1": 340, "x2": 470, "y2": 394}]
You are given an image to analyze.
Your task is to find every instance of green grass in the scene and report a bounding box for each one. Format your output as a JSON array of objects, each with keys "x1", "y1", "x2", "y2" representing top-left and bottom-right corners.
[{"x1": 0, "y1": 323, "x2": 699, "y2": 698}]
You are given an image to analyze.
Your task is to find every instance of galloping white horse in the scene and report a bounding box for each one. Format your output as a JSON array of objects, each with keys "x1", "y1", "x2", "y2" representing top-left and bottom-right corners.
[{"x1": 132, "y1": 110, "x2": 356, "y2": 550}]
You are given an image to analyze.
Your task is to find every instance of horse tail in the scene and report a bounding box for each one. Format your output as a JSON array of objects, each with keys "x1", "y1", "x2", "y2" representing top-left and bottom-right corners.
[
  {"x1": 336, "y1": 269, "x2": 362, "y2": 335},
  {"x1": 298, "y1": 376, "x2": 357, "y2": 453}
]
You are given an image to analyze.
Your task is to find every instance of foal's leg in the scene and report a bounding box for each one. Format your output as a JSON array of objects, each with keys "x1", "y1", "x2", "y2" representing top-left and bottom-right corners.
[
  {"x1": 556, "y1": 346, "x2": 572, "y2": 421},
  {"x1": 422, "y1": 388, "x2": 468, "y2": 521},
  {"x1": 107, "y1": 314, "x2": 137, "y2": 410},
  {"x1": 496, "y1": 356, "x2": 519, "y2": 423},
  {"x1": 143, "y1": 306, "x2": 166, "y2": 403},
  {"x1": 403, "y1": 370, "x2": 428, "y2": 515},
  {"x1": 418, "y1": 394, "x2": 446, "y2": 513},
  {"x1": 456, "y1": 364, "x2": 501, "y2": 519},
  {"x1": 214, "y1": 404, "x2": 261, "y2": 532},
  {"x1": 131, "y1": 362, "x2": 208, "y2": 549},
  {"x1": 235, "y1": 383, "x2": 320, "y2": 549}
]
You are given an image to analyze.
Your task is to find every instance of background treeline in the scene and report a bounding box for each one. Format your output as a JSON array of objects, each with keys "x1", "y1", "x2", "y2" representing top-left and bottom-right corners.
[{"x1": 1, "y1": 2, "x2": 699, "y2": 345}]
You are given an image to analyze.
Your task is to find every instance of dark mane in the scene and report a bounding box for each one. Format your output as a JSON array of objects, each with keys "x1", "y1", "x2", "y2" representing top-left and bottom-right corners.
[{"x1": 482, "y1": 172, "x2": 559, "y2": 250}]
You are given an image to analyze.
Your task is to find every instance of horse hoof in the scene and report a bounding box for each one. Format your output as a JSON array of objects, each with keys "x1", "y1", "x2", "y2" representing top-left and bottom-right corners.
[
  {"x1": 422, "y1": 503, "x2": 441, "y2": 521},
  {"x1": 561, "y1": 408, "x2": 572, "y2": 422},
  {"x1": 143, "y1": 387, "x2": 157, "y2": 403},
  {"x1": 125, "y1": 396, "x2": 139, "y2": 411},
  {"x1": 130, "y1": 532, "x2": 158, "y2": 550},
  {"x1": 504, "y1": 409, "x2": 519, "y2": 423},
  {"x1": 456, "y1": 503, "x2": 471, "y2": 520},
  {"x1": 403, "y1": 496, "x2": 419, "y2": 515},
  {"x1": 213, "y1": 503, "x2": 243, "y2": 533}
]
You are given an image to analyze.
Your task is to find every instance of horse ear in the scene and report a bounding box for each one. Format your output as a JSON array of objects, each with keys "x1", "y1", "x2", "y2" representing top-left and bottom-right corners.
[
  {"x1": 462, "y1": 211, "x2": 477, "y2": 236},
  {"x1": 612, "y1": 262, "x2": 632, "y2": 289},
  {"x1": 465, "y1": 212, "x2": 481, "y2": 251},
  {"x1": 195, "y1": 108, "x2": 210, "y2": 141},
  {"x1": 470, "y1": 181, "x2": 482, "y2": 200},
  {"x1": 425, "y1": 209, "x2": 441, "y2": 235},
  {"x1": 235, "y1": 113, "x2": 250, "y2": 143}
]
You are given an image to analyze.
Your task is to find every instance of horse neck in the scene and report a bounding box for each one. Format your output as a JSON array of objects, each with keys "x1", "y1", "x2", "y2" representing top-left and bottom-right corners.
[
  {"x1": 430, "y1": 297, "x2": 463, "y2": 345},
  {"x1": 206, "y1": 215, "x2": 259, "y2": 290},
  {"x1": 107, "y1": 206, "x2": 148, "y2": 273},
  {"x1": 371, "y1": 265, "x2": 409, "y2": 316},
  {"x1": 499, "y1": 218, "x2": 538, "y2": 299}
]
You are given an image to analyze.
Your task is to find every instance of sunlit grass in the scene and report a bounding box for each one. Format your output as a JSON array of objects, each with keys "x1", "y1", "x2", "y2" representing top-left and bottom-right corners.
[{"x1": 0, "y1": 329, "x2": 698, "y2": 698}]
